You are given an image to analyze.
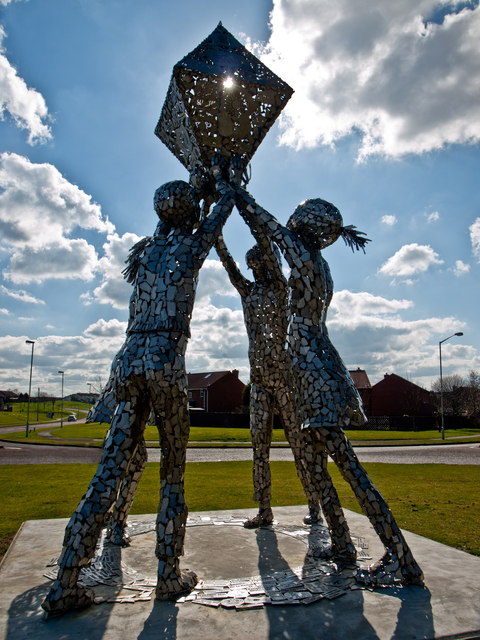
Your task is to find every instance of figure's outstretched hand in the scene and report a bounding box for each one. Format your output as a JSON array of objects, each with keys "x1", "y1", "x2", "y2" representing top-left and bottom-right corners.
[
  {"x1": 229, "y1": 154, "x2": 245, "y2": 186},
  {"x1": 210, "y1": 152, "x2": 228, "y2": 181}
]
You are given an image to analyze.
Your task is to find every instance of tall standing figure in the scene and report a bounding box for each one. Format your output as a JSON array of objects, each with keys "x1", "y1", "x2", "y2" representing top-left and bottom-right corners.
[
  {"x1": 215, "y1": 235, "x2": 321, "y2": 528},
  {"x1": 42, "y1": 162, "x2": 235, "y2": 618},
  {"x1": 235, "y1": 188, "x2": 424, "y2": 585}
]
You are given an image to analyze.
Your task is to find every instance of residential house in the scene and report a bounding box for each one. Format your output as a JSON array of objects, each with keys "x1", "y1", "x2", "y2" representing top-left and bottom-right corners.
[{"x1": 187, "y1": 370, "x2": 245, "y2": 413}]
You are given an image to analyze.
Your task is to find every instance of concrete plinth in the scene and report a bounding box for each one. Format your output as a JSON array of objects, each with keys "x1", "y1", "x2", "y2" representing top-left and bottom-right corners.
[{"x1": 1, "y1": 506, "x2": 479, "y2": 639}]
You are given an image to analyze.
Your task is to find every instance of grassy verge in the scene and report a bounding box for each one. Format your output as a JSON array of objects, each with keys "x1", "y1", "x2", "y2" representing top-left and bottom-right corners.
[
  {"x1": 3, "y1": 424, "x2": 480, "y2": 448},
  {"x1": 0, "y1": 401, "x2": 91, "y2": 428},
  {"x1": 1, "y1": 461, "x2": 478, "y2": 561}
]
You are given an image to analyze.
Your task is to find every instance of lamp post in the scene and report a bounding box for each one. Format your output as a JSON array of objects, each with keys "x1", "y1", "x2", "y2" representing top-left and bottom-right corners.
[
  {"x1": 25, "y1": 340, "x2": 35, "y2": 438},
  {"x1": 439, "y1": 332, "x2": 464, "y2": 440},
  {"x1": 58, "y1": 370, "x2": 64, "y2": 428}
]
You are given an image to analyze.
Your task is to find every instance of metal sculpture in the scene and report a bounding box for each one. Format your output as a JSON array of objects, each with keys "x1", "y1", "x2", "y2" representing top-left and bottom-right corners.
[
  {"x1": 234, "y1": 189, "x2": 424, "y2": 586},
  {"x1": 42, "y1": 23, "x2": 295, "y2": 617},
  {"x1": 215, "y1": 234, "x2": 322, "y2": 527}
]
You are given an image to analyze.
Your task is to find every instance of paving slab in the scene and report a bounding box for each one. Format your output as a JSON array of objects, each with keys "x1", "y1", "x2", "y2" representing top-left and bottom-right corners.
[{"x1": 1, "y1": 506, "x2": 479, "y2": 640}]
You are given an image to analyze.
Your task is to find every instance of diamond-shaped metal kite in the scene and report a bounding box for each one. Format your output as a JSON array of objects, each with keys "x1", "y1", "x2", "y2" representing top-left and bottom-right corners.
[{"x1": 155, "y1": 22, "x2": 293, "y2": 173}]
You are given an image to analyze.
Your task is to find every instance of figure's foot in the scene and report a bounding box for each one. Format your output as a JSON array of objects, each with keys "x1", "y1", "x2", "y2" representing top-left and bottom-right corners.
[
  {"x1": 156, "y1": 557, "x2": 198, "y2": 601},
  {"x1": 155, "y1": 569, "x2": 198, "y2": 601},
  {"x1": 106, "y1": 522, "x2": 131, "y2": 547},
  {"x1": 42, "y1": 582, "x2": 95, "y2": 619},
  {"x1": 303, "y1": 505, "x2": 323, "y2": 525},
  {"x1": 243, "y1": 507, "x2": 274, "y2": 529},
  {"x1": 356, "y1": 551, "x2": 424, "y2": 587},
  {"x1": 311, "y1": 544, "x2": 357, "y2": 564}
]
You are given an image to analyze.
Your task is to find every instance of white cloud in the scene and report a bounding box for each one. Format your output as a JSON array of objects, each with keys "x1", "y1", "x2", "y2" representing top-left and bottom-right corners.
[
  {"x1": 470, "y1": 217, "x2": 480, "y2": 260},
  {"x1": 381, "y1": 215, "x2": 397, "y2": 226},
  {"x1": 4, "y1": 238, "x2": 99, "y2": 284},
  {"x1": 0, "y1": 331, "x2": 128, "y2": 394},
  {"x1": 426, "y1": 211, "x2": 440, "y2": 223},
  {"x1": 0, "y1": 26, "x2": 51, "y2": 144},
  {"x1": 194, "y1": 258, "x2": 238, "y2": 301},
  {"x1": 331, "y1": 290, "x2": 413, "y2": 317},
  {"x1": 0, "y1": 308, "x2": 9, "y2": 315},
  {"x1": 326, "y1": 289, "x2": 470, "y2": 386},
  {"x1": 0, "y1": 153, "x2": 113, "y2": 284},
  {"x1": 84, "y1": 232, "x2": 141, "y2": 309},
  {"x1": 0, "y1": 284, "x2": 45, "y2": 304},
  {"x1": 188, "y1": 301, "x2": 249, "y2": 380},
  {"x1": 0, "y1": 1, "x2": 27, "y2": 5},
  {"x1": 452, "y1": 259, "x2": 470, "y2": 276},
  {"x1": 258, "y1": 1, "x2": 480, "y2": 159},
  {"x1": 83, "y1": 318, "x2": 127, "y2": 338},
  {"x1": 378, "y1": 243, "x2": 443, "y2": 277}
]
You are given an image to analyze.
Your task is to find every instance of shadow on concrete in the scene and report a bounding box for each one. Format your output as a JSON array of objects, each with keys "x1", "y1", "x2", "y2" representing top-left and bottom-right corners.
[
  {"x1": 136, "y1": 600, "x2": 178, "y2": 640},
  {"x1": 5, "y1": 544, "x2": 129, "y2": 639},
  {"x1": 255, "y1": 527, "x2": 435, "y2": 640},
  {"x1": 6, "y1": 581, "x2": 113, "y2": 640}
]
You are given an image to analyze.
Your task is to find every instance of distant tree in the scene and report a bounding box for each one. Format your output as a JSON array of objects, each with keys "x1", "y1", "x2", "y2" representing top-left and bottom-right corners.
[
  {"x1": 241, "y1": 382, "x2": 251, "y2": 413},
  {"x1": 431, "y1": 374, "x2": 465, "y2": 415},
  {"x1": 463, "y1": 371, "x2": 480, "y2": 422}
]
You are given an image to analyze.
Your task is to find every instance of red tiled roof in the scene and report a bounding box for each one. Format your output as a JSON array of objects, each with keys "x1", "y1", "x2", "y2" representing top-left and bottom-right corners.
[
  {"x1": 348, "y1": 368, "x2": 371, "y2": 389},
  {"x1": 187, "y1": 371, "x2": 238, "y2": 389}
]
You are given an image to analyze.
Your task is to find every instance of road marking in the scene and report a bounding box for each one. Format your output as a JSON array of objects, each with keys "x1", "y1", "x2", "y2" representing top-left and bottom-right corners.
[{"x1": 6, "y1": 446, "x2": 22, "y2": 450}]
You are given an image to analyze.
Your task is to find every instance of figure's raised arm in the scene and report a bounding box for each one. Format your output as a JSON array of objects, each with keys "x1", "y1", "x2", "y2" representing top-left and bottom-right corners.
[
  {"x1": 192, "y1": 156, "x2": 235, "y2": 260},
  {"x1": 215, "y1": 234, "x2": 249, "y2": 298},
  {"x1": 234, "y1": 188, "x2": 304, "y2": 270}
]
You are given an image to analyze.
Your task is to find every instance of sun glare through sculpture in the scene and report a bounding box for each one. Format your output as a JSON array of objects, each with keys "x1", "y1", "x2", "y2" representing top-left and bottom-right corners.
[{"x1": 223, "y1": 76, "x2": 234, "y2": 89}]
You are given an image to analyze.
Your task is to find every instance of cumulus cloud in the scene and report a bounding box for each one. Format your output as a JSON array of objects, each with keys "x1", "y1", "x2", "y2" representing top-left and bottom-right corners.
[
  {"x1": 257, "y1": 0, "x2": 480, "y2": 158},
  {"x1": 0, "y1": 330, "x2": 128, "y2": 394},
  {"x1": 326, "y1": 289, "x2": 470, "y2": 386},
  {"x1": 452, "y1": 259, "x2": 470, "y2": 276},
  {"x1": 470, "y1": 217, "x2": 480, "y2": 260},
  {"x1": 0, "y1": 26, "x2": 51, "y2": 144},
  {"x1": 194, "y1": 258, "x2": 238, "y2": 301},
  {"x1": 5, "y1": 239, "x2": 99, "y2": 284},
  {"x1": 83, "y1": 232, "x2": 141, "y2": 309},
  {"x1": 83, "y1": 318, "x2": 127, "y2": 338},
  {"x1": 381, "y1": 215, "x2": 397, "y2": 226},
  {"x1": 378, "y1": 243, "x2": 443, "y2": 277},
  {"x1": 426, "y1": 211, "x2": 440, "y2": 223},
  {"x1": 188, "y1": 301, "x2": 249, "y2": 380},
  {"x1": 0, "y1": 308, "x2": 9, "y2": 315},
  {"x1": 331, "y1": 290, "x2": 413, "y2": 318},
  {"x1": 0, "y1": 153, "x2": 113, "y2": 284},
  {"x1": 0, "y1": 284, "x2": 45, "y2": 304}
]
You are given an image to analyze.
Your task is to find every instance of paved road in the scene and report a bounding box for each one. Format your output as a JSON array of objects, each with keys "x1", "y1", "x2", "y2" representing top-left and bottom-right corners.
[{"x1": 1, "y1": 441, "x2": 479, "y2": 465}]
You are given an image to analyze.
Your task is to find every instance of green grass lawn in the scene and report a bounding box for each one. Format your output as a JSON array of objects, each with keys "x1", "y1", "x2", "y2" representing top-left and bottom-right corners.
[
  {"x1": 0, "y1": 401, "x2": 91, "y2": 428},
  {"x1": 1, "y1": 461, "x2": 478, "y2": 561},
  {"x1": 3, "y1": 422, "x2": 480, "y2": 448}
]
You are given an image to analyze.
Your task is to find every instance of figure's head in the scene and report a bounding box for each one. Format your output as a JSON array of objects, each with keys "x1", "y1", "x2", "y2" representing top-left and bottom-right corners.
[
  {"x1": 287, "y1": 198, "x2": 343, "y2": 249},
  {"x1": 154, "y1": 180, "x2": 200, "y2": 231},
  {"x1": 245, "y1": 242, "x2": 281, "y2": 282}
]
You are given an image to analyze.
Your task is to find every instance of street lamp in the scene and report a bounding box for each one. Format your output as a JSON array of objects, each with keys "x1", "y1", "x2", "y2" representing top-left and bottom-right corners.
[
  {"x1": 58, "y1": 370, "x2": 65, "y2": 428},
  {"x1": 439, "y1": 332, "x2": 464, "y2": 440},
  {"x1": 25, "y1": 340, "x2": 35, "y2": 438}
]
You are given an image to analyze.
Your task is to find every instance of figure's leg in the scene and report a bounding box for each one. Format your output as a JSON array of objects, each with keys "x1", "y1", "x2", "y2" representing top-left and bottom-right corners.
[
  {"x1": 325, "y1": 428, "x2": 424, "y2": 585},
  {"x1": 277, "y1": 386, "x2": 322, "y2": 524},
  {"x1": 308, "y1": 428, "x2": 357, "y2": 561},
  {"x1": 152, "y1": 376, "x2": 197, "y2": 599},
  {"x1": 244, "y1": 384, "x2": 274, "y2": 528},
  {"x1": 42, "y1": 385, "x2": 151, "y2": 617},
  {"x1": 106, "y1": 439, "x2": 148, "y2": 546}
]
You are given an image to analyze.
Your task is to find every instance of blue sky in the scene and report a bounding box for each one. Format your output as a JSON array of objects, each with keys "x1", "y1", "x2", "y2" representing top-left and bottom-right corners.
[{"x1": 0, "y1": 0, "x2": 479, "y2": 397}]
